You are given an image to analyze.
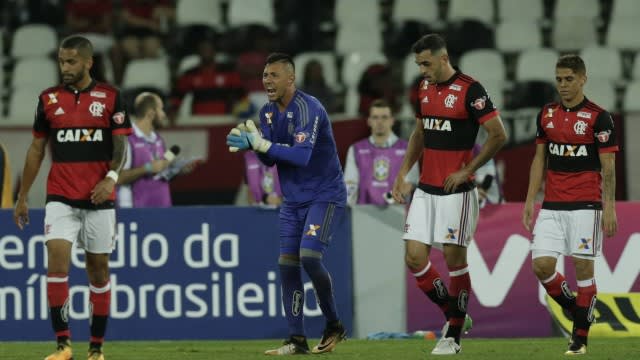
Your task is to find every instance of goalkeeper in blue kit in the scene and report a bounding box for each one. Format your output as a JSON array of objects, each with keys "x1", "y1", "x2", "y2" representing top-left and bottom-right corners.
[{"x1": 227, "y1": 53, "x2": 347, "y2": 355}]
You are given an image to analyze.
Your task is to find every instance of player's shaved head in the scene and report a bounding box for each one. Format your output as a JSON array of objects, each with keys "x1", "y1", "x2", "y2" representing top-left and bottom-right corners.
[
  {"x1": 266, "y1": 52, "x2": 295, "y2": 74},
  {"x1": 411, "y1": 33, "x2": 447, "y2": 56},
  {"x1": 60, "y1": 35, "x2": 93, "y2": 59}
]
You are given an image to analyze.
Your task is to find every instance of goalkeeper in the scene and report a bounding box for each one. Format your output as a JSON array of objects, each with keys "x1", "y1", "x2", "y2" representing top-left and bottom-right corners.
[{"x1": 227, "y1": 53, "x2": 347, "y2": 356}]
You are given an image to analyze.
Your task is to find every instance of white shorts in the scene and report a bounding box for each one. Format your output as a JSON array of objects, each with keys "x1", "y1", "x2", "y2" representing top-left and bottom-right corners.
[
  {"x1": 402, "y1": 188, "x2": 479, "y2": 248},
  {"x1": 531, "y1": 209, "x2": 602, "y2": 259},
  {"x1": 44, "y1": 202, "x2": 116, "y2": 254}
]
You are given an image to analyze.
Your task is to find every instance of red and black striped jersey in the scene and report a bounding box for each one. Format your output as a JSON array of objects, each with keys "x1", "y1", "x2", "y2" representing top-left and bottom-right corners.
[
  {"x1": 415, "y1": 72, "x2": 499, "y2": 194},
  {"x1": 535, "y1": 97, "x2": 618, "y2": 210},
  {"x1": 33, "y1": 80, "x2": 132, "y2": 209}
]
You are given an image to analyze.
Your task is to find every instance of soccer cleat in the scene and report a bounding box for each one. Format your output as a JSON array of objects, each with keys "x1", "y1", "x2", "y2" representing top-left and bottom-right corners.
[
  {"x1": 431, "y1": 337, "x2": 461, "y2": 355},
  {"x1": 440, "y1": 314, "x2": 473, "y2": 338},
  {"x1": 565, "y1": 341, "x2": 587, "y2": 355},
  {"x1": 311, "y1": 321, "x2": 347, "y2": 354},
  {"x1": 87, "y1": 349, "x2": 105, "y2": 360},
  {"x1": 264, "y1": 337, "x2": 310, "y2": 355},
  {"x1": 44, "y1": 340, "x2": 73, "y2": 360}
]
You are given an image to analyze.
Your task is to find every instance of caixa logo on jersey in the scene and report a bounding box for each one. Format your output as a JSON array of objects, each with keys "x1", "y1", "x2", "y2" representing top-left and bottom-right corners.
[
  {"x1": 548, "y1": 143, "x2": 587, "y2": 157},
  {"x1": 422, "y1": 117, "x2": 452, "y2": 131},
  {"x1": 56, "y1": 128, "x2": 103, "y2": 142}
]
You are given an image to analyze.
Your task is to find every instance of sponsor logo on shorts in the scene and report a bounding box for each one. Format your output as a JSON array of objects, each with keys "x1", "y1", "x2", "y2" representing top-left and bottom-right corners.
[
  {"x1": 306, "y1": 224, "x2": 320, "y2": 236},
  {"x1": 579, "y1": 237, "x2": 592, "y2": 250}
]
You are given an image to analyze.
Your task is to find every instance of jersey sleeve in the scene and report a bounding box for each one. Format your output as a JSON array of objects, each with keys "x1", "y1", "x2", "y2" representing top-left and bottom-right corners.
[
  {"x1": 465, "y1": 81, "x2": 499, "y2": 124},
  {"x1": 32, "y1": 96, "x2": 49, "y2": 138},
  {"x1": 111, "y1": 90, "x2": 132, "y2": 136},
  {"x1": 534, "y1": 110, "x2": 547, "y2": 144},
  {"x1": 263, "y1": 98, "x2": 321, "y2": 167},
  {"x1": 593, "y1": 111, "x2": 618, "y2": 153}
]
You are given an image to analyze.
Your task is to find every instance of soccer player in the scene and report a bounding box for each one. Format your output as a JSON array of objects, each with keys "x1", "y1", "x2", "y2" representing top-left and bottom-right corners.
[
  {"x1": 522, "y1": 54, "x2": 618, "y2": 355},
  {"x1": 13, "y1": 35, "x2": 131, "y2": 360},
  {"x1": 226, "y1": 53, "x2": 347, "y2": 355},
  {"x1": 343, "y1": 99, "x2": 418, "y2": 206},
  {"x1": 391, "y1": 34, "x2": 507, "y2": 355}
]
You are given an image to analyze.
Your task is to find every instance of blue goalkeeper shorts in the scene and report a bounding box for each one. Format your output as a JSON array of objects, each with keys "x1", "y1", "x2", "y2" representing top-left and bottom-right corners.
[{"x1": 279, "y1": 202, "x2": 345, "y2": 256}]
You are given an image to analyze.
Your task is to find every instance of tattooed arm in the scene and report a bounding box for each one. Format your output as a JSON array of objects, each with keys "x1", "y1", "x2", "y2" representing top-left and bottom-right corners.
[
  {"x1": 90, "y1": 134, "x2": 128, "y2": 205},
  {"x1": 110, "y1": 134, "x2": 127, "y2": 172},
  {"x1": 600, "y1": 152, "x2": 617, "y2": 237}
]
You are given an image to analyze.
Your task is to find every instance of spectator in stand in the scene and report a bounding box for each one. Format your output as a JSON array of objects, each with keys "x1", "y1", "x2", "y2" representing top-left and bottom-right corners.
[
  {"x1": 300, "y1": 59, "x2": 339, "y2": 113},
  {"x1": 112, "y1": 0, "x2": 174, "y2": 84},
  {"x1": 65, "y1": 0, "x2": 113, "y2": 38},
  {"x1": 357, "y1": 63, "x2": 400, "y2": 117},
  {"x1": 171, "y1": 38, "x2": 246, "y2": 116},
  {"x1": 237, "y1": 31, "x2": 273, "y2": 93}
]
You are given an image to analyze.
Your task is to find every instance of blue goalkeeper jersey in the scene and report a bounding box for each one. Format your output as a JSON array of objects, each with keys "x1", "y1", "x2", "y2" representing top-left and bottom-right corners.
[{"x1": 256, "y1": 89, "x2": 346, "y2": 205}]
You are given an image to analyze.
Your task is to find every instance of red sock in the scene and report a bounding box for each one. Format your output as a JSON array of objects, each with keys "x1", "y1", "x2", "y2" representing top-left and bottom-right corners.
[
  {"x1": 575, "y1": 279, "x2": 597, "y2": 343},
  {"x1": 47, "y1": 272, "x2": 70, "y2": 340},
  {"x1": 448, "y1": 264, "x2": 470, "y2": 328},
  {"x1": 89, "y1": 281, "x2": 111, "y2": 346},
  {"x1": 541, "y1": 272, "x2": 576, "y2": 314},
  {"x1": 412, "y1": 262, "x2": 449, "y2": 320}
]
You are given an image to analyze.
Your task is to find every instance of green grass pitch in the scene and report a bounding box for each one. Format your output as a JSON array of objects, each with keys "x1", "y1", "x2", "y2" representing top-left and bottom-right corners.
[{"x1": 1, "y1": 337, "x2": 638, "y2": 359}]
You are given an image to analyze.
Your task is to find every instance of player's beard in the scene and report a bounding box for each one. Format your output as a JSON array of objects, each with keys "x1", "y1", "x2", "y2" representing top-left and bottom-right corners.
[{"x1": 61, "y1": 69, "x2": 85, "y2": 86}]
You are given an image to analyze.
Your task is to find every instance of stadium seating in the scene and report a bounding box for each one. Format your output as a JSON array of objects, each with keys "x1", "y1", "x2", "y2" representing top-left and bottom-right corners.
[
  {"x1": 402, "y1": 53, "x2": 420, "y2": 88},
  {"x1": 11, "y1": 24, "x2": 58, "y2": 58},
  {"x1": 552, "y1": 0, "x2": 600, "y2": 19},
  {"x1": 227, "y1": 0, "x2": 275, "y2": 30},
  {"x1": 341, "y1": 52, "x2": 387, "y2": 89},
  {"x1": 631, "y1": 52, "x2": 640, "y2": 80},
  {"x1": 497, "y1": 0, "x2": 543, "y2": 23},
  {"x1": 392, "y1": 0, "x2": 439, "y2": 24},
  {"x1": 552, "y1": 17, "x2": 598, "y2": 51},
  {"x1": 584, "y1": 81, "x2": 616, "y2": 111},
  {"x1": 121, "y1": 58, "x2": 171, "y2": 93},
  {"x1": 495, "y1": 22, "x2": 542, "y2": 53},
  {"x1": 335, "y1": 0, "x2": 382, "y2": 55},
  {"x1": 175, "y1": 0, "x2": 222, "y2": 30},
  {"x1": 606, "y1": 21, "x2": 640, "y2": 51},
  {"x1": 448, "y1": 0, "x2": 495, "y2": 26},
  {"x1": 7, "y1": 88, "x2": 40, "y2": 124},
  {"x1": 459, "y1": 49, "x2": 506, "y2": 83},
  {"x1": 336, "y1": 26, "x2": 383, "y2": 56},
  {"x1": 610, "y1": 0, "x2": 640, "y2": 23},
  {"x1": 11, "y1": 58, "x2": 58, "y2": 90},
  {"x1": 515, "y1": 48, "x2": 558, "y2": 82},
  {"x1": 623, "y1": 81, "x2": 640, "y2": 112},
  {"x1": 580, "y1": 46, "x2": 623, "y2": 83}
]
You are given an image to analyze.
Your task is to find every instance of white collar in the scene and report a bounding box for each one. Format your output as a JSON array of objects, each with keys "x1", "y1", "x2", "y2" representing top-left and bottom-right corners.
[
  {"x1": 132, "y1": 121, "x2": 157, "y2": 143},
  {"x1": 368, "y1": 133, "x2": 398, "y2": 148}
]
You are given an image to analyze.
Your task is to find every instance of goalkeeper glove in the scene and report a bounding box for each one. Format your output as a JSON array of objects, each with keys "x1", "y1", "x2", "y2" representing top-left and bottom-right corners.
[
  {"x1": 226, "y1": 124, "x2": 249, "y2": 152},
  {"x1": 245, "y1": 119, "x2": 272, "y2": 153}
]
